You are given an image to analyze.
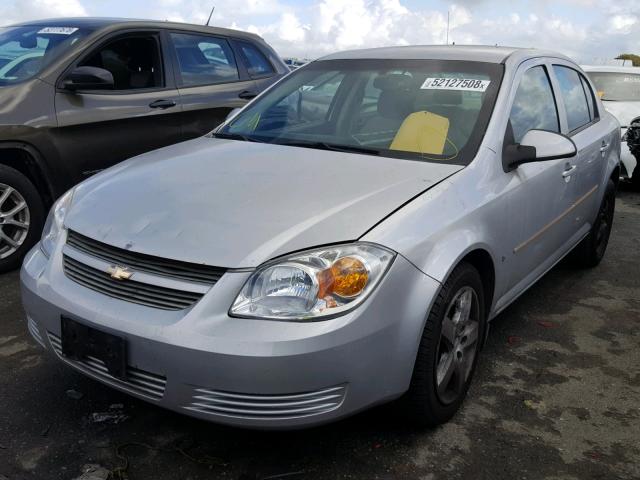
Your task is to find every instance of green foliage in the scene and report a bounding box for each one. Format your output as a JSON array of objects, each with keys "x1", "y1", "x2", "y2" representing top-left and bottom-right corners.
[{"x1": 616, "y1": 54, "x2": 640, "y2": 67}]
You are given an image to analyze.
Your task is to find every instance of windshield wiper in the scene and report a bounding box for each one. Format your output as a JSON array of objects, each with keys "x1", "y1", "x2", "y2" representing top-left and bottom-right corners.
[
  {"x1": 210, "y1": 132, "x2": 261, "y2": 142},
  {"x1": 275, "y1": 139, "x2": 381, "y2": 156}
]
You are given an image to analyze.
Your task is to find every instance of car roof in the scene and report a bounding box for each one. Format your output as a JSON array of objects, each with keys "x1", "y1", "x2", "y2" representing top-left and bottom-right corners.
[
  {"x1": 8, "y1": 17, "x2": 263, "y2": 42},
  {"x1": 581, "y1": 65, "x2": 640, "y2": 74},
  {"x1": 318, "y1": 45, "x2": 574, "y2": 64}
]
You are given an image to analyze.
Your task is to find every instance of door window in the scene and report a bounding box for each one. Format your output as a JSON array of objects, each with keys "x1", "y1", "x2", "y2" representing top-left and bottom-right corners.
[
  {"x1": 170, "y1": 33, "x2": 239, "y2": 86},
  {"x1": 238, "y1": 41, "x2": 274, "y2": 77},
  {"x1": 553, "y1": 65, "x2": 592, "y2": 132},
  {"x1": 509, "y1": 66, "x2": 560, "y2": 143},
  {"x1": 81, "y1": 35, "x2": 163, "y2": 90},
  {"x1": 580, "y1": 74, "x2": 597, "y2": 121}
]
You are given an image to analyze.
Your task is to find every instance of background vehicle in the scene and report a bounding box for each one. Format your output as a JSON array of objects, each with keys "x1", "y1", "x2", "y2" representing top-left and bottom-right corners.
[
  {"x1": 0, "y1": 18, "x2": 288, "y2": 271},
  {"x1": 583, "y1": 66, "x2": 640, "y2": 186},
  {"x1": 22, "y1": 46, "x2": 620, "y2": 429}
]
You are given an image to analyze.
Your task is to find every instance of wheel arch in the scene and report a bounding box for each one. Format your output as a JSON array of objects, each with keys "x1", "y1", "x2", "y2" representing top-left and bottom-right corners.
[{"x1": 0, "y1": 142, "x2": 55, "y2": 207}]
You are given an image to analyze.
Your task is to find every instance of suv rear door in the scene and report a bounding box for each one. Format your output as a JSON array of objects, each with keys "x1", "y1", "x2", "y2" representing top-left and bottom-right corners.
[
  {"x1": 167, "y1": 31, "x2": 257, "y2": 139},
  {"x1": 53, "y1": 29, "x2": 182, "y2": 183}
]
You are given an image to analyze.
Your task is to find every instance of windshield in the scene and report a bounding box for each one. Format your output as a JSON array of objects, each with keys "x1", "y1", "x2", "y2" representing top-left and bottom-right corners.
[
  {"x1": 586, "y1": 71, "x2": 640, "y2": 101},
  {"x1": 0, "y1": 25, "x2": 93, "y2": 85},
  {"x1": 220, "y1": 59, "x2": 503, "y2": 164}
]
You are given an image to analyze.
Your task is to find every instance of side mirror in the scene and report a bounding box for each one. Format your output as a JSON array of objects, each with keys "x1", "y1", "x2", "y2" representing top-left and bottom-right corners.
[
  {"x1": 503, "y1": 129, "x2": 577, "y2": 172},
  {"x1": 62, "y1": 66, "x2": 114, "y2": 91}
]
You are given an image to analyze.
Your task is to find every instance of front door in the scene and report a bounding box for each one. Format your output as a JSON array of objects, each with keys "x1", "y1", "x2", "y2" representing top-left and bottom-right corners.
[
  {"x1": 52, "y1": 31, "x2": 183, "y2": 184},
  {"x1": 503, "y1": 62, "x2": 580, "y2": 293}
]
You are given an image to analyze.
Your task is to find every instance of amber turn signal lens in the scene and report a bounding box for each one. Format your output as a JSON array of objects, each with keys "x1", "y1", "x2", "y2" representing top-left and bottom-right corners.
[{"x1": 331, "y1": 256, "x2": 368, "y2": 298}]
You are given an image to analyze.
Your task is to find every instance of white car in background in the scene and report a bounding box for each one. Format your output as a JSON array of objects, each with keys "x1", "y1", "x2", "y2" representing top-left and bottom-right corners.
[{"x1": 583, "y1": 66, "x2": 640, "y2": 186}]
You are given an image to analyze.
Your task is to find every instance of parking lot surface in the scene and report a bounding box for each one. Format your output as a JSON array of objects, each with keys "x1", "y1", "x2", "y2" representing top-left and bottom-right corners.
[{"x1": 1, "y1": 187, "x2": 639, "y2": 480}]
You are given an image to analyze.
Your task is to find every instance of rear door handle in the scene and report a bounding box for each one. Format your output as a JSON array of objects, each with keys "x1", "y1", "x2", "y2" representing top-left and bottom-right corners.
[
  {"x1": 149, "y1": 99, "x2": 177, "y2": 109},
  {"x1": 238, "y1": 90, "x2": 257, "y2": 100},
  {"x1": 562, "y1": 164, "x2": 577, "y2": 179},
  {"x1": 600, "y1": 142, "x2": 610, "y2": 153}
]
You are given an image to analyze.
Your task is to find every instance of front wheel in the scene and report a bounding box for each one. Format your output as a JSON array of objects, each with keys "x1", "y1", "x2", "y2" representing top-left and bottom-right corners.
[
  {"x1": 572, "y1": 179, "x2": 616, "y2": 268},
  {"x1": 403, "y1": 262, "x2": 486, "y2": 427},
  {"x1": 0, "y1": 165, "x2": 45, "y2": 273}
]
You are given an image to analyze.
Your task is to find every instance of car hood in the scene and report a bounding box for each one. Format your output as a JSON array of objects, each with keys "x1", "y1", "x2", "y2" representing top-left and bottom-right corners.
[
  {"x1": 66, "y1": 137, "x2": 462, "y2": 268},
  {"x1": 601, "y1": 100, "x2": 640, "y2": 128}
]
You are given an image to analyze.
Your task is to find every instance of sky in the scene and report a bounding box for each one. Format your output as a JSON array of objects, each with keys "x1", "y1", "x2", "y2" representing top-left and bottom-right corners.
[{"x1": 1, "y1": 0, "x2": 639, "y2": 64}]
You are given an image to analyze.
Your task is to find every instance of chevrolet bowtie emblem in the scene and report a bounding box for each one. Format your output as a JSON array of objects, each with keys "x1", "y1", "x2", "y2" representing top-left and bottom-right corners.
[{"x1": 107, "y1": 265, "x2": 133, "y2": 281}]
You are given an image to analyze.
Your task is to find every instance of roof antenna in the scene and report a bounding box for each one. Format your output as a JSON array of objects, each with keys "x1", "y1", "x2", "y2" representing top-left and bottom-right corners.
[
  {"x1": 446, "y1": 10, "x2": 450, "y2": 45},
  {"x1": 205, "y1": 5, "x2": 215, "y2": 26}
]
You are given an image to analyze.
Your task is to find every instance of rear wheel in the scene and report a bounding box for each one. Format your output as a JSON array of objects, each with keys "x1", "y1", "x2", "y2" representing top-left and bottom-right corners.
[
  {"x1": 572, "y1": 179, "x2": 616, "y2": 268},
  {"x1": 0, "y1": 165, "x2": 45, "y2": 273},
  {"x1": 403, "y1": 262, "x2": 486, "y2": 427}
]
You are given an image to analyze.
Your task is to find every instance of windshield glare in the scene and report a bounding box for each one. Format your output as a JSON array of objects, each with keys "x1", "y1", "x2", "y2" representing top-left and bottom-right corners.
[
  {"x1": 0, "y1": 26, "x2": 93, "y2": 85},
  {"x1": 587, "y1": 72, "x2": 640, "y2": 102},
  {"x1": 221, "y1": 59, "x2": 503, "y2": 164}
]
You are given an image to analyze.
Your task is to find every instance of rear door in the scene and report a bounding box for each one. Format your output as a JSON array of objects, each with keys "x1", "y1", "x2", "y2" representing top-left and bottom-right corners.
[
  {"x1": 550, "y1": 64, "x2": 610, "y2": 227},
  {"x1": 167, "y1": 31, "x2": 256, "y2": 139},
  {"x1": 503, "y1": 60, "x2": 581, "y2": 291},
  {"x1": 53, "y1": 30, "x2": 183, "y2": 183},
  {"x1": 231, "y1": 39, "x2": 281, "y2": 94}
]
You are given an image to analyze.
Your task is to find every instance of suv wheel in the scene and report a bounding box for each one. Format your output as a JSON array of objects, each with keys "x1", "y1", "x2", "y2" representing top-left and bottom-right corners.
[
  {"x1": 0, "y1": 165, "x2": 45, "y2": 273},
  {"x1": 403, "y1": 262, "x2": 486, "y2": 427}
]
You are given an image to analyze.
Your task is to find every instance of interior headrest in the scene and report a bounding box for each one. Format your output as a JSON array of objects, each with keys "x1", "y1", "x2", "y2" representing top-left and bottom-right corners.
[{"x1": 373, "y1": 73, "x2": 414, "y2": 91}]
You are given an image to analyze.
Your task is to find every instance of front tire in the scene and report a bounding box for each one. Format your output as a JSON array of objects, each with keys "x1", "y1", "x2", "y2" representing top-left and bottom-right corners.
[
  {"x1": 403, "y1": 262, "x2": 486, "y2": 427},
  {"x1": 572, "y1": 179, "x2": 616, "y2": 268},
  {"x1": 0, "y1": 165, "x2": 45, "y2": 273}
]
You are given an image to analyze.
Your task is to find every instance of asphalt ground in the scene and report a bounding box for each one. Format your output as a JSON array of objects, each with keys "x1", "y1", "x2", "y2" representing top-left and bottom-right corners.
[{"x1": 1, "y1": 186, "x2": 639, "y2": 480}]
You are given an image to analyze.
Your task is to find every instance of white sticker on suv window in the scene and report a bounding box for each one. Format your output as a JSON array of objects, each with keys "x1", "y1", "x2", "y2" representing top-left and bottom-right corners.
[
  {"x1": 37, "y1": 27, "x2": 79, "y2": 35},
  {"x1": 421, "y1": 77, "x2": 491, "y2": 92}
]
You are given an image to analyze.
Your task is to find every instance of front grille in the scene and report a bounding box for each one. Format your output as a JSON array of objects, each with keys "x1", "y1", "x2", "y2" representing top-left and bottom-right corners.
[
  {"x1": 67, "y1": 230, "x2": 225, "y2": 285},
  {"x1": 48, "y1": 333, "x2": 166, "y2": 400},
  {"x1": 183, "y1": 385, "x2": 347, "y2": 420},
  {"x1": 63, "y1": 255, "x2": 203, "y2": 311}
]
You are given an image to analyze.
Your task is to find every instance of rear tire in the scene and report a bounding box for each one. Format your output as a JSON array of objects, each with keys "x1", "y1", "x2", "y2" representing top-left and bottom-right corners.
[
  {"x1": 572, "y1": 179, "x2": 616, "y2": 268},
  {"x1": 403, "y1": 262, "x2": 486, "y2": 427},
  {"x1": 0, "y1": 165, "x2": 45, "y2": 273}
]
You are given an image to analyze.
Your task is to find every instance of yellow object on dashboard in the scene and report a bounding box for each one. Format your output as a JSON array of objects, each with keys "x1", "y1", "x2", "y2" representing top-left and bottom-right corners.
[{"x1": 390, "y1": 111, "x2": 450, "y2": 155}]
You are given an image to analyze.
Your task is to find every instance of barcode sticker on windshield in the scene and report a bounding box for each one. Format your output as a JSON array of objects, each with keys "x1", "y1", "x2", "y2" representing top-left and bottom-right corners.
[
  {"x1": 421, "y1": 78, "x2": 491, "y2": 92},
  {"x1": 37, "y1": 27, "x2": 78, "y2": 35}
]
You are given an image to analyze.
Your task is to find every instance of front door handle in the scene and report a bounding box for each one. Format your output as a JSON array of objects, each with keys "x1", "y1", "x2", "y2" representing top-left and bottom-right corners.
[
  {"x1": 238, "y1": 90, "x2": 257, "y2": 100},
  {"x1": 562, "y1": 164, "x2": 577, "y2": 181},
  {"x1": 149, "y1": 99, "x2": 177, "y2": 109}
]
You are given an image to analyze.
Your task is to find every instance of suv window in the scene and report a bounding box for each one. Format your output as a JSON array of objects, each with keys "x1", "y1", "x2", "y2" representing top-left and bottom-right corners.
[
  {"x1": 171, "y1": 33, "x2": 239, "y2": 87},
  {"x1": 509, "y1": 66, "x2": 560, "y2": 143},
  {"x1": 553, "y1": 65, "x2": 592, "y2": 132},
  {"x1": 238, "y1": 41, "x2": 274, "y2": 77},
  {"x1": 81, "y1": 35, "x2": 162, "y2": 90}
]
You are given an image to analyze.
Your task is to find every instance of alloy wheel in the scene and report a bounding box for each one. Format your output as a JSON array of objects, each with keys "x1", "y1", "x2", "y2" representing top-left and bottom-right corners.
[
  {"x1": 435, "y1": 286, "x2": 480, "y2": 405},
  {"x1": 0, "y1": 183, "x2": 31, "y2": 260}
]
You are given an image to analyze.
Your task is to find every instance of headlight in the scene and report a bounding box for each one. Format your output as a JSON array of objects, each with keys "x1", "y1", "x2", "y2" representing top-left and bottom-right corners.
[
  {"x1": 40, "y1": 188, "x2": 75, "y2": 257},
  {"x1": 230, "y1": 243, "x2": 395, "y2": 320}
]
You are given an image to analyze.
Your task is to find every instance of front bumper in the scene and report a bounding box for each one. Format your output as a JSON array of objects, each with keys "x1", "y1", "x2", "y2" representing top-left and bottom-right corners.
[{"x1": 21, "y1": 244, "x2": 439, "y2": 429}]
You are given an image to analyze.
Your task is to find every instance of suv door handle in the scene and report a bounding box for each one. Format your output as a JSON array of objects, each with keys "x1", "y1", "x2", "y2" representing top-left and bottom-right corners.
[
  {"x1": 238, "y1": 90, "x2": 257, "y2": 100},
  {"x1": 149, "y1": 99, "x2": 176, "y2": 109}
]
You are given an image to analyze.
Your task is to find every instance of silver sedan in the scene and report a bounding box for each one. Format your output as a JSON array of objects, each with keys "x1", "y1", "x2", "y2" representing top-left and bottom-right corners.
[{"x1": 21, "y1": 46, "x2": 620, "y2": 429}]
